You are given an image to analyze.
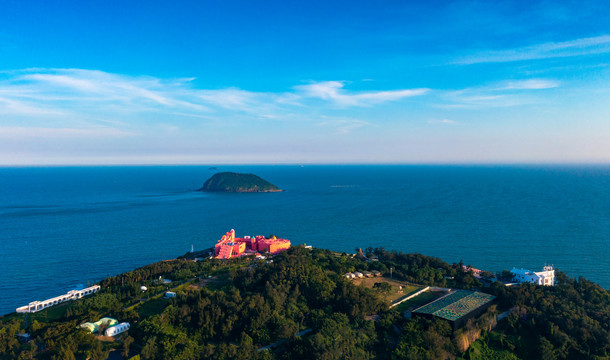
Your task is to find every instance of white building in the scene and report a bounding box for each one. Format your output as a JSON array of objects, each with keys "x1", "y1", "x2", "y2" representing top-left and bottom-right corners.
[
  {"x1": 16, "y1": 285, "x2": 101, "y2": 313},
  {"x1": 510, "y1": 266, "x2": 555, "y2": 286},
  {"x1": 165, "y1": 291, "x2": 176, "y2": 298},
  {"x1": 105, "y1": 322, "x2": 130, "y2": 337}
]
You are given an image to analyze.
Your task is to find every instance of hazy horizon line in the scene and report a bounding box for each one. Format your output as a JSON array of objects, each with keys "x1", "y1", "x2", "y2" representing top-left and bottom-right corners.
[{"x1": 2, "y1": 162, "x2": 610, "y2": 168}]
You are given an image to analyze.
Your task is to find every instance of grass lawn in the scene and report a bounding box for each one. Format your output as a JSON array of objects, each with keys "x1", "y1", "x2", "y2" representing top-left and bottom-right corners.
[
  {"x1": 0, "y1": 307, "x2": 65, "y2": 325},
  {"x1": 24, "y1": 302, "x2": 72, "y2": 323},
  {"x1": 394, "y1": 290, "x2": 447, "y2": 312},
  {"x1": 352, "y1": 277, "x2": 422, "y2": 303},
  {"x1": 205, "y1": 278, "x2": 230, "y2": 291},
  {"x1": 134, "y1": 280, "x2": 198, "y2": 317},
  {"x1": 191, "y1": 275, "x2": 229, "y2": 291},
  {"x1": 136, "y1": 297, "x2": 169, "y2": 318},
  {"x1": 0, "y1": 301, "x2": 75, "y2": 325}
]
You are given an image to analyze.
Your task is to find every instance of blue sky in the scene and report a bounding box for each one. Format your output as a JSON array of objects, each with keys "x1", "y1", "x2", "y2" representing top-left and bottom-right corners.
[{"x1": 1, "y1": 0, "x2": 609, "y2": 164}]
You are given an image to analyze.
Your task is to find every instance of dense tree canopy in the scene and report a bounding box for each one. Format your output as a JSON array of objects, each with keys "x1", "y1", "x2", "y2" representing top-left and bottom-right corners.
[{"x1": 1, "y1": 246, "x2": 608, "y2": 360}]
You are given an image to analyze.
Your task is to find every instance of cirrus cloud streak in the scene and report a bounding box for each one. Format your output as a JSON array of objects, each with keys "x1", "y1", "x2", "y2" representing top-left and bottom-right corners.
[{"x1": 454, "y1": 35, "x2": 610, "y2": 64}]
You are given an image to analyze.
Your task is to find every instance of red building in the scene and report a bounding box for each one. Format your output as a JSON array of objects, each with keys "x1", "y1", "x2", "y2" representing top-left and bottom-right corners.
[
  {"x1": 257, "y1": 236, "x2": 291, "y2": 254},
  {"x1": 214, "y1": 229, "x2": 291, "y2": 259}
]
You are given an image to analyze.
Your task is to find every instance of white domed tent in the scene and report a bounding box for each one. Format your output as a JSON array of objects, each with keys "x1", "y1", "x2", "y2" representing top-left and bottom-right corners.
[{"x1": 105, "y1": 322, "x2": 130, "y2": 337}]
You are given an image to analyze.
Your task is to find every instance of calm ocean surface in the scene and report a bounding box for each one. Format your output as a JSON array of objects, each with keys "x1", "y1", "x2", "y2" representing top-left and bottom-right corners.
[{"x1": 1, "y1": 165, "x2": 609, "y2": 315}]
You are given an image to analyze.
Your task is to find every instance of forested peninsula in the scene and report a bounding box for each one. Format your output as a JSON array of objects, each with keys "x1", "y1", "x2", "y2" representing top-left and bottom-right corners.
[
  {"x1": 198, "y1": 172, "x2": 282, "y2": 193},
  {"x1": 1, "y1": 246, "x2": 608, "y2": 360}
]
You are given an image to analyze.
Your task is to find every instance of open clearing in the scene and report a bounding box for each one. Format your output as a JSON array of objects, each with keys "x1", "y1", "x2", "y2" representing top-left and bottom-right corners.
[{"x1": 352, "y1": 276, "x2": 422, "y2": 303}]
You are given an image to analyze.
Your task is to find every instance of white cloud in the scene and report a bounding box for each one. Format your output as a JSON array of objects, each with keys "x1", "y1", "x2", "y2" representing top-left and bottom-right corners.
[
  {"x1": 19, "y1": 69, "x2": 202, "y2": 108},
  {"x1": 0, "y1": 126, "x2": 135, "y2": 139},
  {"x1": 0, "y1": 67, "x2": 607, "y2": 165},
  {"x1": 455, "y1": 35, "x2": 610, "y2": 64},
  {"x1": 439, "y1": 93, "x2": 538, "y2": 108},
  {"x1": 427, "y1": 119, "x2": 456, "y2": 124},
  {"x1": 197, "y1": 87, "x2": 273, "y2": 113},
  {"x1": 295, "y1": 81, "x2": 429, "y2": 107},
  {"x1": 0, "y1": 69, "x2": 563, "y2": 128},
  {"x1": 0, "y1": 68, "x2": 438, "y2": 160},
  {"x1": 497, "y1": 79, "x2": 560, "y2": 90},
  {"x1": 439, "y1": 78, "x2": 560, "y2": 108},
  {"x1": 317, "y1": 118, "x2": 371, "y2": 133},
  {"x1": 0, "y1": 96, "x2": 64, "y2": 116},
  {"x1": 0, "y1": 69, "x2": 211, "y2": 119},
  {"x1": 0, "y1": 70, "x2": 431, "y2": 127}
]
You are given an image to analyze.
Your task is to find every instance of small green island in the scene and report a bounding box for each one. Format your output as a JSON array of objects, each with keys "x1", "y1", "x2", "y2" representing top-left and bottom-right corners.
[{"x1": 198, "y1": 172, "x2": 282, "y2": 193}]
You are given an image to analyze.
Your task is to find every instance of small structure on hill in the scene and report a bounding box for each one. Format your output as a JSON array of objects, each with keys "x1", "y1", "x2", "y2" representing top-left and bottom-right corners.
[
  {"x1": 16, "y1": 333, "x2": 31, "y2": 343},
  {"x1": 105, "y1": 322, "x2": 130, "y2": 337},
  {"x1": 81, "y1": 318, "x2": 130, "y2": 337},
  {"x1": 158, "y1": 276, "x2": 172, "y2": 284},
  {"x1": 165, "y1": 291, "x2": 176, "y2": 298},
  {"x1": 510, "y1": 266, "x2": 555, "y2": 286},
  {"x1": 214, "y1": 229, "x2": 291, "y2": 259},
  {"x1": 80, "y1": 317, "x2": 119, "y2": 334},
  {"x1": 412, "y1": 290, "x2": 496, "y2": 330},
  {"x1": 463, "y1": 265, "x2": 495, "y2": 280},
  {"x1": 462, "y1": 265, "x2": 483, "y2": 278}
]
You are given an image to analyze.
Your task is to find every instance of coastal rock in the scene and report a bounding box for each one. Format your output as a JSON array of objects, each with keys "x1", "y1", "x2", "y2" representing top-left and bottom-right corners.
[{"x1": 198, "y1": 172, "x2": 282, "y2": 193}]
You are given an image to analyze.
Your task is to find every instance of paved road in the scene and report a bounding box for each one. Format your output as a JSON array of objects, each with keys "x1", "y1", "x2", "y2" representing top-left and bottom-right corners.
[{"x1": 497, "y1": 310, "x2": 511, "y2": 321}]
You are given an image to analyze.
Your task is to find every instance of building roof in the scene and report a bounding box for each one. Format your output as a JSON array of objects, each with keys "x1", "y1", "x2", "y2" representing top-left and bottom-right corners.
[
  {"x1": 413, "y1": 290, "x2": 495, "y2": 321},
  {"x1": 511, "y1": 268, "x2": 535, "y2": 275},
  {"x1": 511, "y1": 267, "x2": 554, "y2": 280},
  {"x1": 80, "y1": 317, "x2": 119, "y2": 333}
]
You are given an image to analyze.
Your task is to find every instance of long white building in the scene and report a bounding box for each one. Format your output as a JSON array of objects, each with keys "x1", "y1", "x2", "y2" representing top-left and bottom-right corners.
[
  {"x1": 16, "y1": 285, "x2": 101, "y2": 313},
  {"x1": 510, "y1": 266, "x2": 555, "y2": 286}
]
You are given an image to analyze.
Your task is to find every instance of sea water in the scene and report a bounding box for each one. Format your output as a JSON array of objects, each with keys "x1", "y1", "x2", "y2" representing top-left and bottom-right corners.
[{"x1": 1, "y1": 165, "x2": 609, "y2": 315}]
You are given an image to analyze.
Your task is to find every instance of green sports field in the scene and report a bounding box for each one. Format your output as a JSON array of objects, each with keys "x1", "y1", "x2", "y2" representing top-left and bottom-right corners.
[{"x1": 413, "y1": 290, "x2": 495, "y2": 321}]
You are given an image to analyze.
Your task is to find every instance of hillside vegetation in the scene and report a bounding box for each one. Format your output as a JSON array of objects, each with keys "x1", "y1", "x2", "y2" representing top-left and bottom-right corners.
[
  {"x1": 199, "y1": 172, "x2": 281, "y2": 192},
  {"x1": 0, "y1": 247, "x2": 608, "y2": 360}
]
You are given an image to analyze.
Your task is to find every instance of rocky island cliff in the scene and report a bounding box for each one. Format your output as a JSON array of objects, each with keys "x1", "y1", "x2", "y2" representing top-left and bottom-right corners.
[{"x1": 198, "y1": 172, "x2": 282, "y2": 192}]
